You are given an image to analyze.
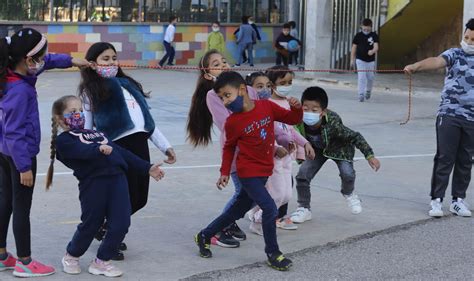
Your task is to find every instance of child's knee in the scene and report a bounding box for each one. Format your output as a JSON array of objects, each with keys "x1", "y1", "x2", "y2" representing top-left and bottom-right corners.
[{"x1": 340, "y1": 171, "x2": 356, "y2": 183}]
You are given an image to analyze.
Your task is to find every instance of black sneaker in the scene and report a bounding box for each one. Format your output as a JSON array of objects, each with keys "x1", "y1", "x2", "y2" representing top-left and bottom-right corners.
[
  {"x1": 111, "y1": 250, "x2": 124, "y2": 261},
  {"x1": 225, "y1": 223, "x2": 246, "y2": 241},
  {"x1": 194, "y1": 232, "x2": 212, "y2": 258},
  {"x1": 212, "y1": 231, "x2": 240, "y2": 248},
  {"x1": 94, "y1": 224, "x2": 106, "y2": 241},
  {"x1": 267, "y1": 251, "x2": 292, "y2": 271},
  {"x1": 118, "y1": 242, "x2": 127, "y2": 251}
]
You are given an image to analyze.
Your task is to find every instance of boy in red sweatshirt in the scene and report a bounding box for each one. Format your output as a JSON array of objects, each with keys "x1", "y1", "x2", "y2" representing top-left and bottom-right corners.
[{"x1": 194, "y1": 71, "x2": 303, "y2": 271}]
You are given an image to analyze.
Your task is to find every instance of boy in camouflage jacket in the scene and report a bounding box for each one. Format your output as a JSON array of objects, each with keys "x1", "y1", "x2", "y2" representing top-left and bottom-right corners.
[{"x1": 290, "y1": 87, "x2": 380, "y2": 223}]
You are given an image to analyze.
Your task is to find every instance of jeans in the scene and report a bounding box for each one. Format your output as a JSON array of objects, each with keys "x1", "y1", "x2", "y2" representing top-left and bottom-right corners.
[
  {"x1": 159, "y1": 41, "x2": 175, "y2": 66},
  {"x1": 356, "y1": 59, "x2": 375, "y2": 96},
  {"x1": 431, "y1": 115, "x2": 474, "y2": 199},
  {"x1": 295, "y1": 153, "x2": 356, "y2": 209},
  {"x1": 202, "y1": 176, "x2": 279, "y2": 254},
  {"x1": 238, "y1": 43, "x2": 253, "y2": 65},
  {"x1": 222, "y1": 172, "x2": 242, "y2": 213}
]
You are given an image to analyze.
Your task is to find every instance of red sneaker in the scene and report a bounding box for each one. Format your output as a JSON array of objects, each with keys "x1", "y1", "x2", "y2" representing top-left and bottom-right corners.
[
  {"x1": 0, "y1": 253, "x2": 16, "y2": 271},
  {"x1": 12, "y1": 259, "x2": 55, "y2": 277}
]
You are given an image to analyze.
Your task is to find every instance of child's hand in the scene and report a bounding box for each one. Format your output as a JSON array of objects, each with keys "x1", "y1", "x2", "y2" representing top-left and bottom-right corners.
[
  {"x1": 304, "y1": 142, "x2": 315, "y2": 160},
  {"x1": 368, "y1": 157, "x2": 381, "y2": 171},
  {"x1": 216, "y1": 175, "x2": 229, "y2": 190},
  {"x1": 20, "y1": 170, "x2": 34, "y2": 187},
  {"x1": 287, "y1": 142, "x2": 296, "y2": 153},
  {"x1": 368, "y1": 50, "x2": 375, "y2": 56},
  {"x1": 72, "y1": 58, "x2": 92, "y2": 69},
  {"x1": 287, "y1": 97, "x2": 301, "y2": 108},
  {"x1": 164, "y1": 148, "x2": 177, "y2": 164},
  {"x1": 149, "y1": 163, "x2": 165, "y2": 181},
  {"x1": 275, "y1": 146, "x2": 289, "y2": 158},
  {"x1": 403, "y1": 64, "x2": 418, "y2": 74},
  {"x1": 99, "y1": 145, "x2": 113, "y2": 155}
]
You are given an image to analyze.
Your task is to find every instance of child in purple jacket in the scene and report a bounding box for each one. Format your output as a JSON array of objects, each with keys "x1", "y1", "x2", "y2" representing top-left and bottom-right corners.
[{"x1": 0, "y1": 28, "x2": 89, "y2": 278}]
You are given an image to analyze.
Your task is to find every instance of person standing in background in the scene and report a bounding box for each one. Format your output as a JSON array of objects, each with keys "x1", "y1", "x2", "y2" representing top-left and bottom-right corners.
[{"x1": 159, "y1": 16, "x2": 177, "y2": 67}]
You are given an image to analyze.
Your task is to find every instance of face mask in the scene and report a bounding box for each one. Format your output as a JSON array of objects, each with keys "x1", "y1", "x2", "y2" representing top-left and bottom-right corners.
[
  {"x1": 461, "y1": 40, "x2": 474, "y2": 54},
  {"x1": 64, "y1": 112, "x2": 85, "y2": 130},
  {"x1": 303, "y1": 112, "x2": 321, "y2": 126},
  {"x1": 257, "y1": 88, "x2": 272, "y2": 100},
  {"x1": 226, "y1": 94, "x2": 244, "y2": 113},
  {"x1": 275, "y1": 85, "x2": 292, "y2": 97},
  {"x1": 362, "y1": 30, "x2": 370, "y2": 35},
  {"x1": 248, "y1": 21, "x2": 254, "y2": 25},
  {"x1": 26, "y1": 59, "x2": 45, "y2": 75},
  {"x1": 96, "y1": 65, "x2": 118, "y2": 78},
  {"x1": 212, "y1": 27, "x2": 220, "y2": 32}
]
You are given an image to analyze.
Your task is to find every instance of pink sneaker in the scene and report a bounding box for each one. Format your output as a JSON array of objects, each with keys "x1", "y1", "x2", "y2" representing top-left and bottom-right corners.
[
  {"x1": 12, "y1": 259, "x2": 56, "y2": 277},
  {"x1": 0, "y1": 253, "x2": 16, "y2": 271}
]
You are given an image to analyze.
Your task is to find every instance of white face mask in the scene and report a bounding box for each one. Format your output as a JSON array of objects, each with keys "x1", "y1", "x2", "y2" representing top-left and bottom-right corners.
[
  {"x1": 275, "y1": 85, "x2": 292, "y2": 97},
  {"x1": 461, "y1": 40, "x2": 474, "y2": 54},
  {"x1": 248, "y1": 21, "x2": 254, "y2": 25},
  {"x1": 212, "y1": 27, "x2": 220, "y2": 32}
]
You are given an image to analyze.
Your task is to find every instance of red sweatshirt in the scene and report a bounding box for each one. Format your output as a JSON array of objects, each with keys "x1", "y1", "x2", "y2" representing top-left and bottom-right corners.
[{"x1": 220, "y1": 100, "x2": 303, "y2": 178}]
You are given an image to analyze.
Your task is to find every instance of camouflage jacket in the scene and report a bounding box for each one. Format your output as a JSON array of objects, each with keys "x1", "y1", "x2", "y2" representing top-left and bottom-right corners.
[{"x1": 295, "y1": 110, "x2": 374, "y2": 161}]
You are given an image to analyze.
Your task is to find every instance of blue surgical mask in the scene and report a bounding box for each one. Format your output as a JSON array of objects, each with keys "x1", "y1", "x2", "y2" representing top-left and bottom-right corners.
[
  {"x1": 226, "y1": 95, "x2": 244, "y2": 113},
  {"x1": 303, "y1": 112, "x2": 320, "y2": 126},
  {"x1": 276, "y1": 85, "x2": 292, "y2": 97},
  {"x1": 257, "y1": 88, "x2": 272, "y2": 100}
]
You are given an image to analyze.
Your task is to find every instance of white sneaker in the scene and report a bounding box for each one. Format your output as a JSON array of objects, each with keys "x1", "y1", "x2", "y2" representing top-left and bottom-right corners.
[
  {"x1": 449, "y1": 199, "x2": 472, "y2": 217},
  {"x1": 290, "y1": 207, "x2": 312, "y2": 223},
  {"x1": 62, "y1": 253, "x2": 81, "y2": 275},
  {"x1": 249, "y1": 222, "x2": 263, "y2": 236},
  {"x1": 429, "y1": 198, "x2": 444, "y2": 217},
  {"x1": 88, "y1": 258, "x2": 123, "y2": 277},
  {"x1": 344, "y1": 194, "x2": 362, "y2": 214}
]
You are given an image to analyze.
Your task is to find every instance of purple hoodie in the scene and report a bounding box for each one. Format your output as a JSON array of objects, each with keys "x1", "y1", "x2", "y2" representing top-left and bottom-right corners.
[{"x1": 0, "y1": 53, "x2": 72, "y2": 172}]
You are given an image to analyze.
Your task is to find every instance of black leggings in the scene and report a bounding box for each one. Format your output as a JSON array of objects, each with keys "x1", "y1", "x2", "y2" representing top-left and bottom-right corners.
[
  {"x1": 114, "y1": 132, "x2": 151, "y2": 215},
  {"x1": 0, "y1": 154, "x2": 37, "y2": 257}
]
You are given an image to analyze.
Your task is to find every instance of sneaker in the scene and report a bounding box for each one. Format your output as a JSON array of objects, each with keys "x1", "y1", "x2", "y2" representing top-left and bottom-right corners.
[
  {"x1": 0, "y1": 252, "x2": 16, "y2": 271},
  {"x1": 246, "y1": 209, "x2": 257, "y2": 222},
  {"x1": 249, "y1": 222, "x2": 263, "y2": 236},
  {"x1": 267, "y1": 251, "x2": 293, "y2": 271},
  {"x1": 62, "y1": 253, "x2": 81, "y2": 275},
  {"x1": 110, "y1": 250, "x2": 124, "y2": 261},
  {"x1": 429, "y1": 198, "x2": 444, "y2": 217},
  {"x1": 88, "y1": 258, "x2": 122, "y2": 277},
  {"x1": 211, "y1": 231, "x2": 240, "y2": 248},
  {"x1": 167, "y1": 63, "x2": 175, "y2": 66},
  {"x1": 118, "y1": 242, "x2": 127, "y2": 251},
  {"x1": 359, "y1": 95, "x2": 365, "y2": 102},
  {"x1": 194, "y1": 232, "x2": 212, "y2": 258},
  {"x1": 232, "y1": 64, "x2": 241, "y2": 67},
  {"x1": 13, "y1": 259, "x2": 55, "y2": 277},
  {"x1": 94, "y1": 224, "x2": 106, "y2": 241},
  {"x1": 290, "y1": 207, "x2": 312, "y2": 223},
  {"x1": 449, "y1": 198, "x2": 472, "y2": 217},
  {"x1": 225, "y1": 222, "x2": 247, "y2": 241},
  {"x1": 250, "y1": 64, "x2": 254, "y2": 67},
  {"x1": 365, "y1": 91, "x2": 371, "y2": 100},
  {"x1": 276, "y1": 217, "x2": 298, "y2": 230},
  {"x1": 345, "y1": 193, "x2": 362, "y2": 214}
]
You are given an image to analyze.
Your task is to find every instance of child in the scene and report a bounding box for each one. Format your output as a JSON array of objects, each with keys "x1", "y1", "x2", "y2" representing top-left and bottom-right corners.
[
  {"x1": 47, "y1": 96, "x2": 164, "y2": 277},
  {"x1": 79, "y1": 42, "x2": 175, "y2": 260},
  {"x1": 187, "y1": 50, "x2": 254, "y2": 247},
  {"x1": 194, "y1": 71, "x2": 303, "y2": 271},
  {"x1": 235, "y1": 16, "x2": 257, "y2": 67},
  {"x1": 159, "y1": 15, "x2": 177, "y2": 67},
  {"x1": 288, "y1": 21, "x2": 299, "y2": 65},
  {"x1": 234, "y1": 16, "x2": 262, "y2": 64},
  {"x1": 350, "y1": 18, "x2": 379, "y2": 102},
  {"x1": 274, "y1": 23, "x2": 301, "y2": 66},
  {"x1": 290, "y1": 87, "x2": 381, "y2": 223},
  {"x1": 404, "y1": 18, "x2": 474, "y2": 218},
  {"x1": 207, "y1": 21, "x2": 225, "y2": 53},
  {"x1": 0, "y1": 28, "x2": 89, "y2": 277}
]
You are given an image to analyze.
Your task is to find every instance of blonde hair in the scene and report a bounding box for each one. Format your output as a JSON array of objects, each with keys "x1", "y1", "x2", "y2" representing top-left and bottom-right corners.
[{"x1": 46, "y1": 95, "x2": 81, "y2": 189}]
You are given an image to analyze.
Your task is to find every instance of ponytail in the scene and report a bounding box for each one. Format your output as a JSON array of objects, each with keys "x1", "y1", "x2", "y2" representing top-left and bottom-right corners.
[
  {"x1": 186, "y1": 50, "x2": 221, "y2": 147},
  {"x1": 46, "y1": 117, "x2": 58, "y2": 189}
]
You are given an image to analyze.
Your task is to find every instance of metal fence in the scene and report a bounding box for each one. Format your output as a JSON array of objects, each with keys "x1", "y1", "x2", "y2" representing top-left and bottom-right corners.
[{"x1": 331, "y1": 0, "x2": 381, "y2": 69}]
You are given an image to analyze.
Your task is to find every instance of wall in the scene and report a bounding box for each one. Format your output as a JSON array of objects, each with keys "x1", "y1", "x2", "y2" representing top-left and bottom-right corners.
[{"x1": 0, "y1": 22, "x2": 282, "y2": 66}]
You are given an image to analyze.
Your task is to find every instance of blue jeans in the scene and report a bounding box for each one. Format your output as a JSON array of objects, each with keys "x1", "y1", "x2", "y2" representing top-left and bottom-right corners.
[
  {"x1": 202, "y1": 176, "x2": 279, "y2": 254},
  {"x1": 159, "y1": 41, "x2": 175, "y2": 66},
  {"x1": 238, "y1": 43, "x2": 253, "y2": 65},
  {"x1": 222, "y1": 172, "x2": 242, "y2": 213}
]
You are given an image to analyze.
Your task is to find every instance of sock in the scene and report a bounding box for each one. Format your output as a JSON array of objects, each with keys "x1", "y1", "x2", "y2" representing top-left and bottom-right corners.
[
  {"x1": 19, "y1": 257, "x2": 32, "y2": 265},
  {"x1": 0, "y1": 252, "x2": 8, "y2": 260}
]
